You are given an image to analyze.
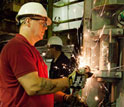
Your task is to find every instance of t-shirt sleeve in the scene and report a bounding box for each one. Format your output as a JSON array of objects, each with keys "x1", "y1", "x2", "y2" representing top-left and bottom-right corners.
[{"x1": 7, "y1": 43, "x2": 38, "y2": 78}]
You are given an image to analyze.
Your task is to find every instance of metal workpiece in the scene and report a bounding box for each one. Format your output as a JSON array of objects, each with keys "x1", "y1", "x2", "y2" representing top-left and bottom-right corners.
[{"x1": 94, "y1": 70, "x2": 123, "y2": 79}]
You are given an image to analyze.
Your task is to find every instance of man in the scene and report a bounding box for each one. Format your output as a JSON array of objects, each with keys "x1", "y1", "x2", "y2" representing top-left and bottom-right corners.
[
  {"x1": 47, "y1": 36, "x2": 73, "y2": 80},
  {"x1": 47, "y1": 36, "x2": 74, "y2": 107},
  {"x1": 0, "y1": 2, "x2": 87, "y2": 107},
  {"x1": 0, "y1": 40, "x2": 9, "y2": 105}
]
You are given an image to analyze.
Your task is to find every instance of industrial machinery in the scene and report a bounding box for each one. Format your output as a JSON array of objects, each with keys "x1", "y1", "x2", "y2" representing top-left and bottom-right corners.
[{"x1": 82, "y1": 0, "x2": 124, "y2": 107}]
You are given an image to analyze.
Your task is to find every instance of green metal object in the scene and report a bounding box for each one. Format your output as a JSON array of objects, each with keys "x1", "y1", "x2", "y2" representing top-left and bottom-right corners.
[
  {"x1": 120, "y1": 10, "x2": 124, "y2": 21},
  {"x1": 117, "y1": 9, "x2": 124, "y2": 26},
  {"x1": 53, "y1": 0, "x2": 83, "y2": 8}
]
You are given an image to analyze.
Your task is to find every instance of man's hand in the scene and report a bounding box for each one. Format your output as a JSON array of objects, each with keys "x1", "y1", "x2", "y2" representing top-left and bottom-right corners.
[{"x1": 63, "y1": 94, "x2": 87, "y2": 107}]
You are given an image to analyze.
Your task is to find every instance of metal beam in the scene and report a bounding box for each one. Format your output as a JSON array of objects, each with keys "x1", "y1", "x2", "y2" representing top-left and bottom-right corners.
[
  {"x1": 53, "y1": 0, "x2": 84, "y2": 8},
  {"x1": 53, "y1": 17, "x2": 82, "y2": 24}
]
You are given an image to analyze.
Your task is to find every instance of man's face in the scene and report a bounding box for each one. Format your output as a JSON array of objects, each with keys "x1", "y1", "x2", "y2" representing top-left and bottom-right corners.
[
  {"x1": 29, "y1": 16, "x2": 48, "y2": 41},
  {"x1": 46, "y1": 46, "x2": 56, "y2": 59}
]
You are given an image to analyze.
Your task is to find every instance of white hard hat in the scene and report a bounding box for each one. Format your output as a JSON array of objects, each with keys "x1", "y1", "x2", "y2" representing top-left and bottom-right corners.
[
  {"x1": 47, "y1": 36, "x2": 63, "y2": 46},
  {"x1": 16, "y1": 2, "x2": 52, "y2": 25}
]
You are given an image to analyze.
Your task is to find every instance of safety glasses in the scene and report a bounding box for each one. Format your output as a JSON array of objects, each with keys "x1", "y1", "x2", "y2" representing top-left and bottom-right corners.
[{"x1": 30, "y1": 17, "x2": 47, "y2": 27}]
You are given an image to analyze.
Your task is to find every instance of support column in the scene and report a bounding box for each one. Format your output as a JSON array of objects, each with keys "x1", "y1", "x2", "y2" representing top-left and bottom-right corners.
[{"x1": 48, "y1": 0, "x2": 53, "y2": 39}]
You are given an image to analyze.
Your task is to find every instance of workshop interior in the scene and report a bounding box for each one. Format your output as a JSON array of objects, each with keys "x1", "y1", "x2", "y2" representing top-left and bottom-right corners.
[{"x1": 0, "y1": 0, "x2": 124, "y2": 107}]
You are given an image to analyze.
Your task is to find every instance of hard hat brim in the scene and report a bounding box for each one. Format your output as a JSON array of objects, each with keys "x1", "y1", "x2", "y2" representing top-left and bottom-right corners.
[{"x1": 47, "y1": 17, "x2": 52, "y2": 26}]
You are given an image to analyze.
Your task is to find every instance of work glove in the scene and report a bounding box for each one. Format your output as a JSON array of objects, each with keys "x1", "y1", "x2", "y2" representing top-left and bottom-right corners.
[
  {"x1": 63, "y1": 94, "x2": 87, "y2": 107},
  {"x1": 68, "y1": 66, "x2": 91, "y2": 89}
]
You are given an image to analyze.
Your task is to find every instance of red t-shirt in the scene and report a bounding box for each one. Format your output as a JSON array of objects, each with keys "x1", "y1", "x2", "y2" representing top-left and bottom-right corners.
[{"x1": 0, "y1": 34, "x2": 54, "y2": 107}]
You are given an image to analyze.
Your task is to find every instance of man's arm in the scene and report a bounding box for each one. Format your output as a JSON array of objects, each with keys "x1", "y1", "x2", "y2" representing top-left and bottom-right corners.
[{"x1": 18, "y1": 71, "x2": 69, "y2": 96}]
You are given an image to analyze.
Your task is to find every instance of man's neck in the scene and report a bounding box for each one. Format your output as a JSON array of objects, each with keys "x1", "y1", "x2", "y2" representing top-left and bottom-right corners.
[
  {"x1": 19, "y1": 29, "x2": 35, "y2": 46},
  {"x1": 53, "y1": 51, "x2": 61, "y2": 62}
]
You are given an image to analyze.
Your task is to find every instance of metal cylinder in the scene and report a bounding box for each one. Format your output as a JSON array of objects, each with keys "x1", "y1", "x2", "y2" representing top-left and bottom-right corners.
[{"x1": 99, "y1": 35, "x2": 109, "y2": 70}]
